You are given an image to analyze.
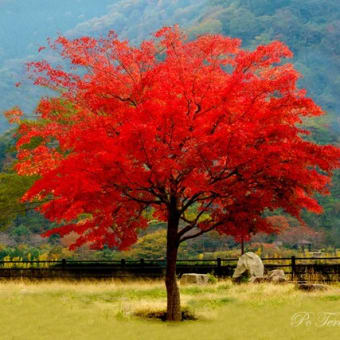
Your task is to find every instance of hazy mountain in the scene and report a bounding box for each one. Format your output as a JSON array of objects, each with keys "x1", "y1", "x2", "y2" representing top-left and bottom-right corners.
[
  {"x1": 0, "y1": 0, "x2": 339, "y2": 135},
  {"x1": 0, "y1": 0, "x2": 207, "y2": 132}
]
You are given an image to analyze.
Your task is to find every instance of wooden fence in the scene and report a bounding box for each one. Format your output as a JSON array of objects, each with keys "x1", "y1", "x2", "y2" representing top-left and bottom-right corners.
[{"x1": 0, "y1": 256, "x2": 340, "y2": 282}]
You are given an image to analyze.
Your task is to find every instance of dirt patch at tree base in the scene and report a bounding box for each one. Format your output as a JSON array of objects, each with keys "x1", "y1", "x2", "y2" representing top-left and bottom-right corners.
[{"x1": 134, "y1": 309, "x2": 197, "y2": 321}]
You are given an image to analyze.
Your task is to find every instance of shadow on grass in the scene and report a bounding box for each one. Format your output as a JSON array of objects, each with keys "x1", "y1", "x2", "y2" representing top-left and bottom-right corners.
[{"x1": 134, "y1": 308, "x2": 197, "y2": 321}]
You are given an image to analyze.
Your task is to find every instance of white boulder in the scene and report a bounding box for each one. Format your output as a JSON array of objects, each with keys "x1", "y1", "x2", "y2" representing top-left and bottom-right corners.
[{"x1": 233, "y1": 252, "x2": 264, "y2": 281}]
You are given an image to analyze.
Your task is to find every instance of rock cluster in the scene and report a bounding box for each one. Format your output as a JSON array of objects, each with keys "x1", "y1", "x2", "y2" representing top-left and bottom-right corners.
[{"x1": 233, "y1": 252, "x2": 288, "y2": 283}]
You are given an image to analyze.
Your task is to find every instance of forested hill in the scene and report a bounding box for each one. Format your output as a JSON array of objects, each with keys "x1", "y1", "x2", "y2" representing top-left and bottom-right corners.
[{"x1": 199, "y1": 0, "x2": 340, "y2": 143}]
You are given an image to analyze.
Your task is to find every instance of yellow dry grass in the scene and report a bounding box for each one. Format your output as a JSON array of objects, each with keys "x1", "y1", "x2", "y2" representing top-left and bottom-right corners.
[{"x1": 0, "y1": 279, "x2": 340, "y2": 340}]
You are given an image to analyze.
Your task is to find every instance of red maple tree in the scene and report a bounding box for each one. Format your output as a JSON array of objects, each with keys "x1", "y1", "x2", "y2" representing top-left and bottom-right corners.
[{"x1": 8, "y1": 26, "x2": 339, "y2": 320}]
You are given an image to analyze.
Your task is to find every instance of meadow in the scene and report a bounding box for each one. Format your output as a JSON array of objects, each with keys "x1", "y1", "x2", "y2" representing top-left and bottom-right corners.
[{"x1": 0, "y1": 279, "x2": 340, "y2": 340}]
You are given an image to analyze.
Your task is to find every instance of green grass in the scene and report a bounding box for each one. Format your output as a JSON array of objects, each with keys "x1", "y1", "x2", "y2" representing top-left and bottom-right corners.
[{"x1": 0, "y1": 280, "x2": 340, "y2": 340}]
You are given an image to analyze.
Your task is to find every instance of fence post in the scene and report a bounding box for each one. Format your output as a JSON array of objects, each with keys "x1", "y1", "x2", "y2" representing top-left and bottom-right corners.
[
  {"x1": 121, "y1": 259, "x2": 126, "y2": 268},
  {"x1": 291, "y1": 256, "x2": 296, "y2": 281},
  {"x1": 140, "y1": 258, "x2": 145, "y2": 268},
  {"x1": 61, "y1": 259, "x2": 66, "y2": 269},
  {"x1": 217, "y1": 258, "x2": 221, "y2": 276}
]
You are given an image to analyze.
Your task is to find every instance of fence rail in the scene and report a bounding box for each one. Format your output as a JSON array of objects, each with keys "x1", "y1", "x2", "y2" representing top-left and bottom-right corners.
[{"x1": 1, "y1": 256, "x2": 340, "y2": 282}]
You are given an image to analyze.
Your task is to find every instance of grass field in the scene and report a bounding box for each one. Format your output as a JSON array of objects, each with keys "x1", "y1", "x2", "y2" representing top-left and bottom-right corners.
[{"x1": 0, "y1": 279, "x2": 340, "y2": 340}]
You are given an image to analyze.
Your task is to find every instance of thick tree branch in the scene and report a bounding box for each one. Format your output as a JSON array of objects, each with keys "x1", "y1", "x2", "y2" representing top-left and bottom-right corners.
[
  {"x1": 179, "y1": 192, "x2": 203, "y2": 214},
  {"x1": 178, "y1": 198, "x2": 215, "y2": 238},
  {"x1": 179, "y1": 224, "x2": 216, "y2": 243},
  {"x1": 179, "y1": 218, "x2": 227, "y2": 244}
]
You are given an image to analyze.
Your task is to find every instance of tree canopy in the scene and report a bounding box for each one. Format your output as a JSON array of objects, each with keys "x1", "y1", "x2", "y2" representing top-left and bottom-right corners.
[{"x1": 7, "y1": 26, "x2": 340, "y2": 320}]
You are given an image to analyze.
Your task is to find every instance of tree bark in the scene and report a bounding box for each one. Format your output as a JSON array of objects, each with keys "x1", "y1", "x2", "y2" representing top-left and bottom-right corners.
[{"x1": 165, "y1": 196, "x2": 181, "y2": 321}]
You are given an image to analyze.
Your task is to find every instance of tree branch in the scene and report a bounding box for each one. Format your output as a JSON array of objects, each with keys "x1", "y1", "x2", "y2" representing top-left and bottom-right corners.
[
  {"x1": 179, "y1": 218, "x2": 227, "y2": 244},
  {"x1": 179, "y1": 192, "x2": 203, "y2": 214}
]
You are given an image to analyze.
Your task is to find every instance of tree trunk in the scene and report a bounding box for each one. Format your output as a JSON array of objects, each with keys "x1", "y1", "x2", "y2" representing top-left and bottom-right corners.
[
  {"x1": 165, "y1": 197, "x2": 181, "y2": 321},
  {"x1": 241, "y1": 237, "x2": 245, "y2": 255}
]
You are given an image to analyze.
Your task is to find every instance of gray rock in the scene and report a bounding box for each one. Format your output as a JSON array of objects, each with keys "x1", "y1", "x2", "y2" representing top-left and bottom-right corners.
[
  {"x1": 297, "y1": 283, "x2": 328, "y2": 291},
  {"x1": 180, "y1": 273, "x2": 209, "y2": 285},
  {"x1": 267, "y1": 269, "x2": 287, "y2": 283},
  {"x1": 268, "y1": 269, "x2": 285, "y2": 279},
  {"x1": 249, "y1": 276, "x2": 267, "y2": 283},
  {"x1": 271, "y1": 275, "x2": 286, "y2": 283},
  {"x1": 232, "y1": 252, "x2": 264, "y2": 282}
]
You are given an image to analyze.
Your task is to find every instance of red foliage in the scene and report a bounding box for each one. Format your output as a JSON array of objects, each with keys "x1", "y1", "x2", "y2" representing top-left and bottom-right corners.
[
  {"x1": 4, "y1": 106, "x2": 23, "y2": 124},
  {"x1": 11, "y1": 26, "x2": 340, "y2": 250}
]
